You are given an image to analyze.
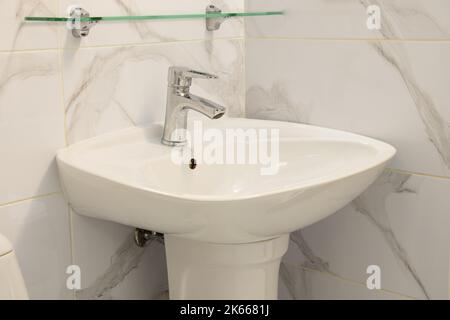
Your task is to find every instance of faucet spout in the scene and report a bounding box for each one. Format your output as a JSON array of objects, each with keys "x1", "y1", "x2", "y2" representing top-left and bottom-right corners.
[
  {"x1": 182, "y1": 93, "x2": 226, "y2": 120},
  {"x1": 161, "y1": 67, "x2": 226, "y2": 146}
]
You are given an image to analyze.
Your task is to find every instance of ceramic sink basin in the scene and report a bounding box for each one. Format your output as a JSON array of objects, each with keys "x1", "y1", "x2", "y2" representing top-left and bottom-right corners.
[
  {"x1": 57, "y1": 117, "x2": 396, "y2": 300},
  {"x1": 57, "y1": 118, "x2": 396, "y2": 244}
]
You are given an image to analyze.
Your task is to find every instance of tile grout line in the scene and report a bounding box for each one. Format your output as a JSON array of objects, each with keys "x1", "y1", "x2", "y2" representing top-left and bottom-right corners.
[
  {"x1": 68, "y1": 206, "x2": 76, "y2": 301},
  {"x1": 56, "y1": 0, "x2": 75, "y2": 301},
  {"x1": 62, "y1": 36, "x2": 245, "y2": 51},
  {"x1": 386, "y1": 168, "x2": 450, "y2": 181},
  {"x1": 0, "y1": 191, "x2": 62, "y2": 208},
  {"x1": 58, "y1": 47, "x2": 70, "y2": 145},
  {"x1": 243, "y1": 0, "x2": 247, "y2": 118},
  {"x1": 300, "y1": 266, "x2": 419, "y2": 300},
  {"x1": 57, "y1": 22, "x2": 69, "y2": 147},
  {"x1": 3, "y1": 36, "x2": 449, "y2": 55},
  {"x1": 246, "y1": 36, "x2": 450, "y2": 43},
  {"x1": 0, "y1": 36, "x2": 245, "y2": 55}
]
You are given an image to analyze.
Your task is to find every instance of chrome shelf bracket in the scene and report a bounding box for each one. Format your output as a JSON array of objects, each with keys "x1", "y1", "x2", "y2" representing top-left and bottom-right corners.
[
  {"x1": 68, "y1": 6, "x2": 97, "y2": 38},
  {"x1": 206, "y1": 5, "x2": 227, "y2": 31}
]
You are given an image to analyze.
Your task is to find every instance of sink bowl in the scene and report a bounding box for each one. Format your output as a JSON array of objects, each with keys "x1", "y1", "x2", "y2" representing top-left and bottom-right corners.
[
  {"x1": 57, "y1": 117, "x2": 395, "y2": 243},
  {"x1": 57, "y1": 117, "x2": 395, "y2": 299}
]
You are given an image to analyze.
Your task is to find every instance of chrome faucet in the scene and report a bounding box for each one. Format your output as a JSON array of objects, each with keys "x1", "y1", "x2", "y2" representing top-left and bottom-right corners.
[{"x1": 161, "y1": 66, "x2": 226, "y2": 146}]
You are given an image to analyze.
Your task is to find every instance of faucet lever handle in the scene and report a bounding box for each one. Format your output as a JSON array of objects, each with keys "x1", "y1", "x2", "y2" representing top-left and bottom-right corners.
[
  {"x1": 168, "y1": 66, "x2": 218, "y2": 88},
  {"x1": 182, "y1": 69, "x2": 218, "y2": 80}
]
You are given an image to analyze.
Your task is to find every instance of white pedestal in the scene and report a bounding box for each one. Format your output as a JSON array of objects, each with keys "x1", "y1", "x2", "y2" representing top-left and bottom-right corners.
[{"x1": 165, "y1": 235, "x2": 289, "y2": 300}]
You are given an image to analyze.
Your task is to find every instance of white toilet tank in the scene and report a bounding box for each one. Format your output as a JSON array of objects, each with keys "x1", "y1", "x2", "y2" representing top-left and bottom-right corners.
[{"x1": 0, "y1": 233, "x2": 28, "y2": 300}]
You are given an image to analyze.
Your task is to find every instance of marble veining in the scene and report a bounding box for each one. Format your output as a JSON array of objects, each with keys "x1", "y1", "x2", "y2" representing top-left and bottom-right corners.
[
  {"x1": 290, "y1": 231, "x2": 330, "y2": 272},
  {"x1": 280, "y1": 232, "x2": 331, "y2": 300},
  {"x1": 76, "y1": 234, "x2": 163, "y2": 300},
  {"x1": 65, "y1": 46, "x2": 137, "y2": 143},
  {"x1": 0, "y1": 50, "x2": 64, "y2": 204},
  {"x1": 279, "y1": 262, "x2": 310, "y2": 300},
  {"x1": 120, "y1": 0, "x2": 241, "y2": 43},
  {"x1": 4, "y1": 0, "x2": 57, "y2": 51},
  {"x1": 64, "y1": 40, "x2": 244, "y2": 143},
  {"x1": 246, "y1": 0, "x2": 450, "y2": 300},
  {"x1": 2, "y1": 0, "x2": 246, "y2": 301},
  {"x1": 279, "y1": 262, "x2": 295, "y2": 299},
  {"x1": 351, "y1": 171, "x2": 430, "y2": 299},
  {"x1": 357, "y1": 1, "x2": 450, "y2": 171},
  {"x1": 0, "y1": 54, "x2": 56, "y2": 91},
  {"x1": 370, "y1": 41, "x2": 450, "y2": 171},
  {"x1": 117, "y1": 0, "x2": 175, "y2": 42},
  {"x1": 285, "y1": 171, "x2": 436, "y2": 299},
  {"x1": 246, "y1": 0, "x2": 450, "y2": 40}
]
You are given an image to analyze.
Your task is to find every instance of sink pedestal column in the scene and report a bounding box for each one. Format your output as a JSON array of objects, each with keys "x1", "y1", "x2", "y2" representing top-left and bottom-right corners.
[{"x1": 165, "y1": 235, "x2": 289, "y2": 300}]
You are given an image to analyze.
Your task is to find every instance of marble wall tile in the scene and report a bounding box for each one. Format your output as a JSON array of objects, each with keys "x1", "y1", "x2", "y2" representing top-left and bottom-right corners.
[
  {"x1": 0, "y1": 194, "x2": 71, "y2": 299},
  {"x1": 283, "y1": 170, "x2": 450, "y2": 299},
  {"x1": 71, "y1": 211, "x2": 168, "y2": 300},
  {"x1": 0, "y1": 0, "x2": 59, "y2": 52},
  {"x1": 0, "y1": 0, "x2": 247, "y2": 301},
  {"x1": 246, "y1": 39, "x2": 450, "y2": 177},
  {"x1": 0, "y1": 50, "x2": 65, "y2": 204},
  {"x1": 247, "y1": 0, "x2": 450, "y2": 301},
  {"x1": 63, "y1": 39, "x2": 244, "y2": 144},
  {"x1": 279, "y1": 265, "x2": 412, "y2": 300},
  {"x1": 58, "y1": 0, "x2": 244, "y2": 49},
  {"x1": 246, "y1": 0, "x2": 450, "y2": 40}
]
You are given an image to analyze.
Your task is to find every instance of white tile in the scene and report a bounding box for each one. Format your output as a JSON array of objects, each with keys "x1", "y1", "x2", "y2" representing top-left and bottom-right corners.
[
  {"x1": 246, "y1": 39, "x2": 450, "y2": 177},
  {"x1": 71, "y1": 211, "x2": 168, "y2": 300},
  {"x1": 285, "y1": 171, "x2": 450, "y2": 299},
  {"x1": 0, "y1": 194, "x2": 71, "y2": 300},
  {"x1": 0, "y1": 51, "x2": 65, "y2": 203},
  {"x1": 63, "y1": 39, "x2": 244, "y2": 143},
  {"x1": 279, "y1": 264, "x2": 412, "y2": 300},
  {"x1": 0, "y1": 0, "x2": 59, "y2": 51},
  {"x1": 58, "y1": 0, "x2": 244, "y2": 49},
  {"x1": 246, "y1": 0, "x2": 450, "y2": 40}
]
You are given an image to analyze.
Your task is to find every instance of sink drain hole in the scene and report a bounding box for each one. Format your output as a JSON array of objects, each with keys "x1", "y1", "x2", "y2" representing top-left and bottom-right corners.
[{"x1": 189, "y1": 158, "x2": 197, "y2": 170}]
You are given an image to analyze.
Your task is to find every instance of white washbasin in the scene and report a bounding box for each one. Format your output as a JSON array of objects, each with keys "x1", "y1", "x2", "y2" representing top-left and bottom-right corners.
[
  {"x1": 56, "y1": 117, "x2": 395, "y2": 299},
  {"x1": 57, "y1": 117, "x2": 395, "y2": 243}
]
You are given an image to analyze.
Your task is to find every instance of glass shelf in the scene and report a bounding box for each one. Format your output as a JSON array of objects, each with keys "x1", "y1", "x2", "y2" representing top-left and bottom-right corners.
[{"x1": 24, "y1": 11, "x2": 283, "y2": 23}]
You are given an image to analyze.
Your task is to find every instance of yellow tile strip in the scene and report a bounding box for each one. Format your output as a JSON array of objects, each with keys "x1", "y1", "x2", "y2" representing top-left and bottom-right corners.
[
  {"x1": 246, "y1": 36, "x2": 450, "y2": 43},
  {"x1": 0, "y1": 191, "x2": 62, "y2": 208},
  {"x1": 300, "y1": 266, "x2": 419, "y2": 300},
  {"x1": 387, "y1": 168, "x2": 450, "y2": 181},
  {"x1": 0, "y1": 36, "x2": 245, "y2": 54}
]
